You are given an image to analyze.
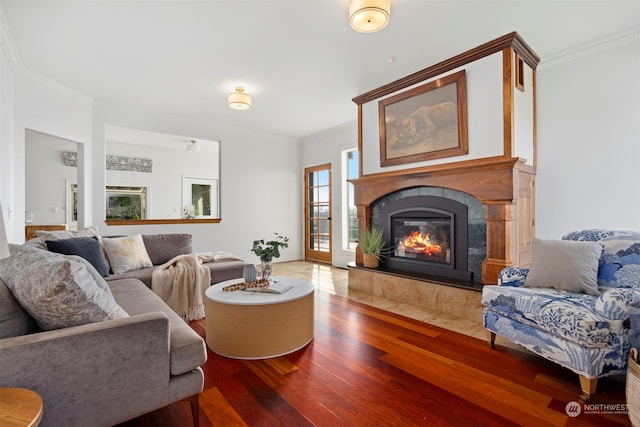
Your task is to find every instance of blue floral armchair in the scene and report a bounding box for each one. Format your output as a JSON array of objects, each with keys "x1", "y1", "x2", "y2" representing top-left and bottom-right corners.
[{"x1": 482, "y1": 229, "x2": 640, "y2": 399}]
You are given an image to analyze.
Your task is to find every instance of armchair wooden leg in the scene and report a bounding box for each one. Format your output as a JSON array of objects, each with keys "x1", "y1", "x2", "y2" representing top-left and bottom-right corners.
[
  {"x1": 486, "y1": 330, "x2": 496, "y2": 349},
  {"x1": 182, "y1": 394, "x2": 200, "y2": 426},
  {"x1": 579, "y1": 375, "x2": 597, "y2": 401}
]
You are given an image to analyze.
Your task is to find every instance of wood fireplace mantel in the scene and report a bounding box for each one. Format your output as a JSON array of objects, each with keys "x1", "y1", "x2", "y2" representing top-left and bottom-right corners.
[{"x1": 351, "y1": 156, "x2": 536, "y2": 284}]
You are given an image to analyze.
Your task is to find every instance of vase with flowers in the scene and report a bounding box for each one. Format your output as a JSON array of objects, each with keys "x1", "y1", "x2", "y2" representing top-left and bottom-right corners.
[{"x1": 251, "y1": 233, "x2": 289, "y2": 282}]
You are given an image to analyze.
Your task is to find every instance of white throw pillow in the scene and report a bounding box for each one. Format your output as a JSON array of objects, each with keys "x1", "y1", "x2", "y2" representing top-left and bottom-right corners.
[
  {"x1": 524, "y1": 238, "x2": 602, "y2": 296},
  {"x1": 101, "y1": 234, "x2": 153, "y2": 274},
  {"x1": 0, "y1": 245, "x2": 128, "y2": 330}
]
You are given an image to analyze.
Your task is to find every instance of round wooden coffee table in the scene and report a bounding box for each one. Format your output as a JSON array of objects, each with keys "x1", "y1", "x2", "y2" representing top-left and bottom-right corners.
[
  {"x1": 0, "y1": 388, "x2": 43, "y2": 426},
  {"x1": 205, "y1": 276, "x2": 314, "y2": 359}
]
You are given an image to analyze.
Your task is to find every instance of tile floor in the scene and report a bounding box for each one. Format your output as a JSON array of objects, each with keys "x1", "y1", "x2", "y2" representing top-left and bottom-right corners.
[{"x1": 273, "y1": 260, "x2": 521, "y2": 351}]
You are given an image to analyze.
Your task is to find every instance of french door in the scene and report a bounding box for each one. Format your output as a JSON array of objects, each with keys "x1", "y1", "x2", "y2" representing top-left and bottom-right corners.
[{"x1": 304, "y1": 164, "x2": 332, "y2": 263}]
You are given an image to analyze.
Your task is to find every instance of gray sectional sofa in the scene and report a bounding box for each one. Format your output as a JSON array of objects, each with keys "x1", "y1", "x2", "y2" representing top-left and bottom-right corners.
[
  {"x1": 101, "y1": 233, "x2": 247, "y2": 287},
  {"x1": 0, "y1": 275, "x2": 205, "y2": 426},
  {"x1": 0, "y1": 233, "x2": 246, "y2": 426}
]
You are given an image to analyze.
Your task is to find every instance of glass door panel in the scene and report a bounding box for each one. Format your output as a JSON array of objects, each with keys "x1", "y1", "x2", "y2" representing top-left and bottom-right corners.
[{"x1": 305, "y1": 164, "x2": 332, "y2": 263}]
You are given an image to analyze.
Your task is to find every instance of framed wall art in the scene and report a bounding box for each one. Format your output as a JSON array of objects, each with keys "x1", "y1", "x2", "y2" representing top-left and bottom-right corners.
[{"x1": 379, "y1": 70, "x2": 468, "y2": 167}]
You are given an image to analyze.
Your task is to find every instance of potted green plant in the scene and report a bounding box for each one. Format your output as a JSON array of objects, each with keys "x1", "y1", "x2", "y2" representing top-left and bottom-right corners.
[
  {"x1": 358, "y1": 227, "x2": 387, "y2": 268},
  {"x1": 251, "y1": 233, "x2": 289, "y2": 281}
]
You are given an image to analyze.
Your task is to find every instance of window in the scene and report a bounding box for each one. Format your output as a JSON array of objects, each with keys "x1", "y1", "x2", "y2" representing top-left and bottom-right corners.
[{"x1": 343, "y1": 149, "x2": 359, "y2": 250}]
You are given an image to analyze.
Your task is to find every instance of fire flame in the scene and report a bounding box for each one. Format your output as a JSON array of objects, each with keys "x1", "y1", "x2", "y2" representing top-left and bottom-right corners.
[{"x1": 401, "y1": 231, "x2": 443, "y2": 256}]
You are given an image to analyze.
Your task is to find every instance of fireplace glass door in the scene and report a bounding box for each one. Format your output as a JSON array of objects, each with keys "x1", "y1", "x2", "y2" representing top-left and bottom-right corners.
[{"x1": 391, "y1": 210, "x2": 452, "y2": 267}]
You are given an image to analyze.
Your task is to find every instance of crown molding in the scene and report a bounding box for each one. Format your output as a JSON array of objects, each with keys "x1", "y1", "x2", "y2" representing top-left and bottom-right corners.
[
  {"x1": 302, "y1": 120, "x2": 356, "y2": 143},
  {"x1": 0, "y1": 5, "x2": 23, "y2": 74},
  {"x1": 539, "y1": 26, "x2": 640, "y2": 70},
  {"x1": 20, "y1": 69, "x2": 95, "y2": 106}
]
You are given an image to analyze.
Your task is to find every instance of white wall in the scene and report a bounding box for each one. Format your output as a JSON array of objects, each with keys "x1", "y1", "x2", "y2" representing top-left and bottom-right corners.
[
  {"x1": 301, "y1": 35, "x2": 640, "y2": 266},
  {"x1": 3, "y1": 70, "x2": 303, "y2": 264},
  {"x1": 4, "y1": 24, "x2": 639, "y2": 262},
  {"x1": 535, "y1": 37, "x2": 640, "y2": 238},
  {"x1": 14, "y1": 74, "x2": 94, "y2": 239},
  {"x1": 302, "y1": 121, "x2": 358, "y2": 268},
  {"x1": 92, "y1": 101, "x2": 303, "y2": 264},
  {"x1": 361, "y1": 53, "x2": 506, "y2": 175},
  {"x1": 0, "y1": 39, "x2": 15, "y2": 241}
]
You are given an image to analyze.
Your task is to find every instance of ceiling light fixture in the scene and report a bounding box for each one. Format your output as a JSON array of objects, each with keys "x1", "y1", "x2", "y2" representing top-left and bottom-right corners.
[
  {"x1": 228, "y1": 86, "x2": 252, "y2": 110},
  {"x1": 186, "y1": 139, "x2": 199, "y2": 152},
  {"x1": 349, "y1": 0, "x2": 390, "y2": 33}
]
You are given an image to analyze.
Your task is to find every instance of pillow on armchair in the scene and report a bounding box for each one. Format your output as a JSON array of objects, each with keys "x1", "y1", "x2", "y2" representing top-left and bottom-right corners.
[{"x1": 524, "y1": 238, "x2": 602, "y2": 296}]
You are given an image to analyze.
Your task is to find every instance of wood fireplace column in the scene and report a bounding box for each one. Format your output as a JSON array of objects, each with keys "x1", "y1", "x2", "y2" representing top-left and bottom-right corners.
[{"x1": 482, "y1": 201, "x2": 514, "y2": 284}]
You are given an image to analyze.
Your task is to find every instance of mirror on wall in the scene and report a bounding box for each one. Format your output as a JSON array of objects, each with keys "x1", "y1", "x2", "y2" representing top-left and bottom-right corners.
[
  {"x1": 25, "y1": 127, "x2": 221, "y2": 231},
  {"x1": 25, "y1": 129, "x2": 79, "y2": 231},
  {"x1": 105, "y1": 125, "x2": 221, "y2": 223}
]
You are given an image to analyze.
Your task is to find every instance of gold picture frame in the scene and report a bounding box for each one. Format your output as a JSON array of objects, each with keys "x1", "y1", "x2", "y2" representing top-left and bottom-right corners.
[{"x1": 379, "y1": 70, "x2": 468, "y2": 166}]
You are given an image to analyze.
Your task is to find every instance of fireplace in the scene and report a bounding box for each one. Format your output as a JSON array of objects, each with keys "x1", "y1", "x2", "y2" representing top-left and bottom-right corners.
[
  {"x1": 351, "y1": 158, "x2": 535, "y2": 284},
  {"x1": 376, "y1": 191, "x2": 479, "y2": 283}
]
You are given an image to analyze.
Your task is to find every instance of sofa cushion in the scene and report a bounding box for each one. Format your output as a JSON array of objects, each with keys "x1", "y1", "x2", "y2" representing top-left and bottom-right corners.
[
  {"x1": 0, "y1": 244, "x2": 128, "y2": 330},
  {"x1": 142, "y1": 234, "x2": 192, "y2": 265},
  {"x1": 482, "y1": 284, "x2": 612, "y2": 347},
  {"x1": 524, "y1": 238, "x2": 601, "y2": 296},
  {"x1": 46, "y1": 236, "x2": 110, "y2": 277},
  {"x1": 102, "y1": 234, "x2": 153, "y2": 274},
  {"x1": 107, "y1": 278, "x2": 207, "y2": 376},
  {"x1": 0, "y1": 277, "x2": 39, "y2": 338},
  {"x1": 104, "y1": 266, "x2": 155, "y2": 287},
  {"x1": 202, "y1": 259, "x2": 247, "y2": 284}
]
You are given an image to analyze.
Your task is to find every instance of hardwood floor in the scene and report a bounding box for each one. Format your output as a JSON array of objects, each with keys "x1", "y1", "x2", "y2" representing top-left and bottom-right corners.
[{"x1": 120, "y1": 262, "x2": 630, "y2": 427}]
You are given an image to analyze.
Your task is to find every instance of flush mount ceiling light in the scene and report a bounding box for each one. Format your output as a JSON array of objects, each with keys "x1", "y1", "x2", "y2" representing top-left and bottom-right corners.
[
  {"x1": 349, "y1": 0, "x2": 390, "y2": 33},
  {"x1": 228, "y1": 86, "x2": 252, "y2": 110}
]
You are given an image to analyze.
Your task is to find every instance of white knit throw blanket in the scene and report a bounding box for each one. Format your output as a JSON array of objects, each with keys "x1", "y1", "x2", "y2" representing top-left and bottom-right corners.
[
  {"x1": 149, "y1": 256, "x2": 200, "y2": 321},
  {"x1": 151, "y1": 252, "x2": 245, "y2": 321}
]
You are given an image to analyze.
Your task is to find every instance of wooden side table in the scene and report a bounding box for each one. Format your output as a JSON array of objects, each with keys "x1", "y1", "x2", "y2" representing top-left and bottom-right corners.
[{"x1": 0, "y1": 388, "x2": 43, "y2": 426}]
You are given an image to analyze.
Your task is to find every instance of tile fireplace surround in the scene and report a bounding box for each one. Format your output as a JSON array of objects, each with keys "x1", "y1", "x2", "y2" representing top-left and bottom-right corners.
[{"x1": 349, "y1": 156, "x2": 536, "y2": 319}]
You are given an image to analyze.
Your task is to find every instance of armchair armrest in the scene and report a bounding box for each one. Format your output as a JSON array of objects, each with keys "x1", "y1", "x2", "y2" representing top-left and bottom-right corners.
[
  {"x1": 0, "y1": 312, "x2": 171, "y2": 426},
  {"x1": 595, "y1": 288, "x2": 640, "y2": 320},
  {"x1": 498, "y1": 267, "x2": 530, "y2": 287}
]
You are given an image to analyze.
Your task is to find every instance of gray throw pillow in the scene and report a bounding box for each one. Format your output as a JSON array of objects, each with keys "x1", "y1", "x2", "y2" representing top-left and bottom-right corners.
[
  {"x1": 524, "y1": 238, "x2": 602, "y2": 296},
  {"x1": 142, "y1": 234, "x2": 192, "y2": 265},
  {"x1": 46, "y1": 236, "x2": 110, "y2": 277},
  {"x1": 0, "y1": 244, "x2": 128, "y2": 330}
]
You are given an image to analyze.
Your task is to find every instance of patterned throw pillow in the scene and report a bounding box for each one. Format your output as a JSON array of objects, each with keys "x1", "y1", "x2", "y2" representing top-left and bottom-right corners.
[
  {"x1": 0, "y1": 245, "x2": 128, "y2": 331},
  {"x1": 101, "y1": 234, "x2": 153, "y2": 274}
]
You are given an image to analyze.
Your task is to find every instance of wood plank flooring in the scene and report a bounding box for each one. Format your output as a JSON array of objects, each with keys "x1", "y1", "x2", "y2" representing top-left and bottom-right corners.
[{"x1": 119, "y1": 264, "x2": 631, "y2": 427}]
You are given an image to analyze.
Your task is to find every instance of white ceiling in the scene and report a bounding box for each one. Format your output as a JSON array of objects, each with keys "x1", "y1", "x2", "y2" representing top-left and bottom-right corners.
[{"x1": 2, "y1": 0, "x2": 639, "y2": 140}]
